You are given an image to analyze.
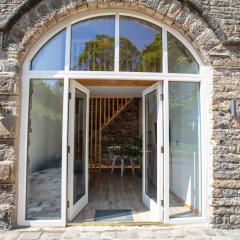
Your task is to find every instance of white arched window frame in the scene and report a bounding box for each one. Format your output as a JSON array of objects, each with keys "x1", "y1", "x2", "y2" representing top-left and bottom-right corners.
[{"x1": 19, "y1": 10, "x2": 212, "y2": 226}]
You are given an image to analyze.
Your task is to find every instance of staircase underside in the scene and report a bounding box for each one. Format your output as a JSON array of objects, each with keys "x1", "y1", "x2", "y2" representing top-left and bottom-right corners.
[{"x1": 89, "y1": 97, "x2": 133, "y2": 170}]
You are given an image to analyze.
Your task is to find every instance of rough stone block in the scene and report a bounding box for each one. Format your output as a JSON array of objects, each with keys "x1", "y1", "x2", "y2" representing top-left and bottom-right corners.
[
  {"x1": 0, "y1": 191, "x2": 14, "y2": 206},
  {"x1": 0, "y1": 162, "x2": 11, "y2": 182},
  {"x1": 35, "y1": 2, "x2": 50, "y2": 18},
  {"x1": 213, "y1": 180, "x2": 240, "y2": 189},
  {"x1": 175, "y1": 5, "x2": 192, "y2": 29},
  {"x1": 0, "y1": 75, "x2": 16, "y2": 94},
  {"x1": 166, "y1": 0, "x2": 182, "y2": 23},
  {"x1": 196, "y1": 28, "x2": 220, "y2": 51},
  {"x1": 189, "y1": 19, "x2": 207, "y2": 39},
  {"x1": 213, "y1": 206, "x2": 235, "y2": 215},
  {"x1": 0, "y1": 204, "x2": 15, "y2": 228},
  {"x1": 0, "y1": 142, "x2": 15, "y2": 162},
  {"x1": 214, "y1": 170, "x2": 240, "y2": 180},
  {"x1": 230, "y1": 215, "x2": 240, "y2": 225},
  {"x1": 212, "y1": 189, "x2": 223, "y2": 198},
  {"x1": 212, "y1": 197, "x2": 240, "y2": 206},
  {"x1": 211, "y1": 215, "x2": 224, "y2": 224},
  {"x1": 0, "y1": 96, "x2": 16, "y2": 139},
  {"x1": 156, "y1": 0, "x2": 174, "y2": 16}
]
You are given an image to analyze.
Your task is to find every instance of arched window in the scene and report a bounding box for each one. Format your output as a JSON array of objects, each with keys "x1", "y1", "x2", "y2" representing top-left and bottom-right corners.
[
  {"x1": 20, "y1": 13, "x2": 207, "y2": 227},
  {"x1": 29, "y1": 16, "x2": 200, "y2": 74}
]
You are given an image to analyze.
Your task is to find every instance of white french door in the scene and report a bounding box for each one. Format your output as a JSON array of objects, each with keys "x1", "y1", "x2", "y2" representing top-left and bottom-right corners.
[
  {"x1": 142, "y1": 82, "x2": 164, "y2": 220},
  {"x1": 67, "y1": 80, "x2": 90, "y2": 221}
]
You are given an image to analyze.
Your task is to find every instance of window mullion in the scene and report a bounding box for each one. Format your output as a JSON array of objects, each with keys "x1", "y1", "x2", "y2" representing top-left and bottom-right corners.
[
  {"x1": 65, "y1": 25, "x2": 72, "y2": 71},
  {"x1": 114, "y1": 14, "x2": 120, "y2": 72},
  {"x1": 162, "y1": 29, "x2": 168, "y2": 74}
]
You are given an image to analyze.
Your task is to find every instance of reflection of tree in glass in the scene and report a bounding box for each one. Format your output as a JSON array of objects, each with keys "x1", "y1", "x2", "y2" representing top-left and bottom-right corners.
[
  {"x1": 120, "y1": 31, "x2": 162, "y2": 72},
  {"x1": 31, "y1": 80, "x2": 63, "y2": 122},
  {"x1": 169, "y1": 83, "x2": 199, "y2": 150},
  {"x1": 74, "y1": 31, "x2": 198, "y2": 73},
  {"x1": 76, "y1": 32, "x2": 163, "y2": 72},
  {"x1": 168, "y1": 34, "x2": 199, "y2": 73},
  {"x1": 120, "y1": 37, "x2": 140, "y2": 72},
  {"x1": 169, "y1": 84, "x2": 198, "y2": 123},
  {"x1": 77, "y1": 34, "x2": 114, "y2": 71},
  {"x1": 139, "y1": 31, "x2": 162, "y2": 72},
  {"x1": 76, "y1": 34, "x2": 141, "y2": 71}
]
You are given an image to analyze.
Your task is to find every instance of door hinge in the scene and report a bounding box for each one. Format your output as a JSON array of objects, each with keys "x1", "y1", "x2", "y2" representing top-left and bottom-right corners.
[
  {"x1": 161, "y1": 146, "x2": 164, "y2": 153},
  {"x1": 160, "y1": 93, "x2": 164, "y2": 101},
  {"x1": 69, "y1": 92, "x2": 71, "y2": 99},
  {"x1": 67, "y1": 201, "x2": 70, "y2": 208},
  {"x1": 67, "y1": 146, "x2": 70, "y2": 153},
  {"x1": 161, "y1": 200, "x2": 164, "y2": 207}
]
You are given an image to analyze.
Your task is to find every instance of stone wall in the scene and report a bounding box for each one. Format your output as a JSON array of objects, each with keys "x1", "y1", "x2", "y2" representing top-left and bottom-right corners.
[
  {"x1": 0, "y1": 88, "x2": 17, "y2": 229},
  {"x1": 101, "y1": 99, "x2": 140, "y2": 164},
  {"x1": 0, "y1": 0, "x2": 22, "y2": 23},
  {"x1": 0, "y1": 0, "x2": 239, "y2": 229},
  {"x1": 1, "y1": 1, "x2": 239, "y2": 41}
]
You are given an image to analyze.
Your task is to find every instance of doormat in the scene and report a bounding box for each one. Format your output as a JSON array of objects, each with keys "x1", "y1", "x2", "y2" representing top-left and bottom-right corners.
[{"x1": 94, "y1": 209, "x2": 133, "y2": 222}]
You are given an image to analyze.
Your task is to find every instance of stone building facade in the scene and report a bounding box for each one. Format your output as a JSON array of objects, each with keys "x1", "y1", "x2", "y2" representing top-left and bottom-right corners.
[{"x1": 0, "y1": 0, "x2": 239, "y2": 230}]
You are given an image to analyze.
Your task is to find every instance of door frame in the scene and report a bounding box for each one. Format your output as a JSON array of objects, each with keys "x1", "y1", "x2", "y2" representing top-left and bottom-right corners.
[
  {"x1": 18, "y1": 75, "x2": 210, "y2": 227},
  {"x1": 67, "y1": 80, "x2": 90, "y2": 221},
  {"x1": 142, "y1": 82, "x2": 164, "y2": 221},
  {"x1": 18, "y1": 10, "x2": 211, "y2": 227}
]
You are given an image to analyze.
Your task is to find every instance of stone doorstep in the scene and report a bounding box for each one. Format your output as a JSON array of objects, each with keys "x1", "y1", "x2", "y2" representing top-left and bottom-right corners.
[
  {"x1": 0, "y1": 225, "x2": 240, "y2": 240},
  {"x1": 0, "y1": 223, "x2": 232, "y2": 234}
]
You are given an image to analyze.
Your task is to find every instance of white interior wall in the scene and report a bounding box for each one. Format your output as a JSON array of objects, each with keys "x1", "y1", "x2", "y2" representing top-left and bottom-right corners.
[{"x1": 29, "y1": 113, "x2": 62, "y2": 172}]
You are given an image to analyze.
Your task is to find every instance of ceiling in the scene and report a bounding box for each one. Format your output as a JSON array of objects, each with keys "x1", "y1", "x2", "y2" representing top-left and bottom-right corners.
[{"x1": 75, "y1": 80, "x2": 156, "y2": 97}]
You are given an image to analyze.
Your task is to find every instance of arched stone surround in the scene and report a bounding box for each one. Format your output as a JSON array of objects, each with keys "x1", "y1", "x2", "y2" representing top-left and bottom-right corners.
[{"x1": 0, "y1": 0, "x2": 239, "y2": 229}]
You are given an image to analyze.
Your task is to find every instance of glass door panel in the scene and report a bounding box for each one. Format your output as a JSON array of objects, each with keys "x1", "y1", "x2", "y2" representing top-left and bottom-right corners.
[
  {"x1": 169, "y1": 82, "x2": 201, "y2": 219},
  {"x1": 73, "y1": 89, "x2": 87, "y2": 204},
  {"x1": 145, "y1": 89, "x2": 157, "y2": 202},
  {"x1": 67, "y1": 80, "x2": 89, "y2": 221},
  {"x1": 26, "y1": 79, "x2": 63, "y2": 220},
  {"x1": 142, "y1": 82, "x2": 163, "y2": 220}
]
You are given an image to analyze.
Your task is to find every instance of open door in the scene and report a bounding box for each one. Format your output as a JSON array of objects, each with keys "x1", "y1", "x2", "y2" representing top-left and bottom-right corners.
[
  {"x1": 67, "y1": 80, "x2": 89, "y2": 221},
  {"x1": 142, "y1": 82, "x2": 164, "y2": 220}
]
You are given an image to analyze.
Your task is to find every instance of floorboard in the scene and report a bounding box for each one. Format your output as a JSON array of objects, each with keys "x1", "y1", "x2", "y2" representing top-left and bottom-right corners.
[
  {"x1": 72, "y1": 169, "x2": 154, "y2": 223},
  {"x1": 71, "y1": 168, "x2": 197, "y2": 223}
]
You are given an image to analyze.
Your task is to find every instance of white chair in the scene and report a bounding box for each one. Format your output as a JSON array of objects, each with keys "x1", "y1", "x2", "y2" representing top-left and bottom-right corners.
[
  {"x1": 128, "y1": 146, "x2": 139, "y2": 175},
  {"x1": 108, "y1": 146, "x2": 125, "y2": 177}
]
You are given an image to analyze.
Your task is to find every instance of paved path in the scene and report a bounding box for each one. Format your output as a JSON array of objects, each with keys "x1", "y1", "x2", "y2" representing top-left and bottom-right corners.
[{"x1": 1, "y1": 224, "x2": 240, "y2": 240}]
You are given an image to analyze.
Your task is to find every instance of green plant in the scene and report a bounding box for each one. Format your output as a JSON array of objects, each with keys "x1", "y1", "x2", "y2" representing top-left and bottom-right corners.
[{"x1": 124, "y1": 136, "x2": 142, "y2": 158}]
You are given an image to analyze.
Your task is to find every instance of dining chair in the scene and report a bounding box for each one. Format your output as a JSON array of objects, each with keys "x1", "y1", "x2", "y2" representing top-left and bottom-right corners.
[
  {"x1": 128, "y1": 146, "x2": 139, "y2": 175},
  {"x1": 108, "y1": 146, "x2": 124, "y2": 176}
]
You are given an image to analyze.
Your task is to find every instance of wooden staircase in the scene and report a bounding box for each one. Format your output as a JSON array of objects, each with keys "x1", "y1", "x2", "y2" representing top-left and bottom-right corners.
[{"x1": 89, "y1": 97, "x2": 133, "y2": 170}]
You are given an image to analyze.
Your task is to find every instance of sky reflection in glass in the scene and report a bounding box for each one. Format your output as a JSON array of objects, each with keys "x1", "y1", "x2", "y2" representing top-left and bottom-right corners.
[{"x1": 31, "y1": 30, "x2": 66, "y2": 71}]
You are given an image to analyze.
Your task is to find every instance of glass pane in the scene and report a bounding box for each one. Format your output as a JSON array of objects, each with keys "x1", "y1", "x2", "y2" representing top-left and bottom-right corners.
[
  {"x1": 73, "y1": 89, "x2": 87, "y2": 204},
  {"x1": 145, "y1": 90, "x2": 157, "y2": 201},
  {"x1": 120, "y1": 17, "x2": 162, "y2": 72},
  {"x1": 169, "y1": 82, "x2": 201, "y2": 218},
  {"x1": 31, "y1": 30, "x2": 66, "y2": 70},
  {"x1": 168, "y1": 33, "x2": 199, "y2": 73},
  {"x1": 26, "y1": 79, "x2": 63, "y2": 220},
  {"x1": 71, "y1": 17, "x2": 115, "y2": 71}
]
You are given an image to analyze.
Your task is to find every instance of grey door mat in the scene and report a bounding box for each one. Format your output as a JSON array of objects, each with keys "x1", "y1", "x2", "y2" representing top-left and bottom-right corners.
[{"x1": 94, "y1": 209, "x2": 133, "y2": 222}]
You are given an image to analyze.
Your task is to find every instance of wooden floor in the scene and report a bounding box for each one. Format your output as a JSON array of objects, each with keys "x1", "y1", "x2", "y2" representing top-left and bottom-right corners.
[{"x1": 72, "y1": 169, "x2": 154, "y2": 223}]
